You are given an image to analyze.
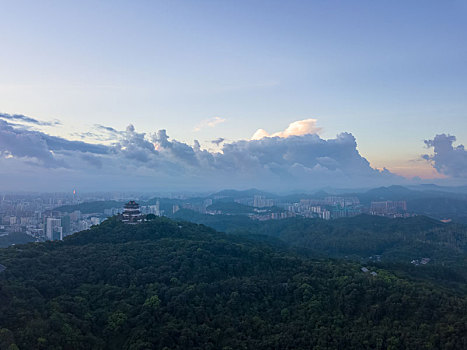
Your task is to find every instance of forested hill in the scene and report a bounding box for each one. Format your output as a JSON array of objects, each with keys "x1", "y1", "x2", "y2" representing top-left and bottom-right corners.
[
  {"x1": 1, "y1": 217, "x2": 467, "y2": 349},
  {"x1": 53, "y1": 200, "x2": 124, "y2": 214},
  {"x1": 172, "y1": 211, "x2": 467, "y2": 263}
]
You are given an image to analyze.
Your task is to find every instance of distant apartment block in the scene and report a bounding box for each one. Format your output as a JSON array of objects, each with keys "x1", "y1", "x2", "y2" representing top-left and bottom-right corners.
[
  {"x1": 370, "y1": 201, "x2": 407, "y2": 216},
  {"x1": 46, "y1": 217, "x2": 62, "y2": 241},
  {"x1": 253, "y1": 195, "x2": 274, "y2": 208}
]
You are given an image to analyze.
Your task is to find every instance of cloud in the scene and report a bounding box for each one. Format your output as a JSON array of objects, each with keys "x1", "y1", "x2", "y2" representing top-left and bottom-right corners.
[
  {"x1": 218, "y1": 132, "x2": 398, "y2": 188},
  {"x1": 0, "y1": 120, "x2": 64, "y2": 168},
  {"x1": 81, "y1": 154, "x2": 103, "y2": 168},
  {"x1": 0, "y1": 119, "x2": 108, "y2": 168},
  {"x1": 0, "y1": 112, "x2": 60, "y2": 126},
  {"x1": 211, "y1": 137, "x2": 225, "y2": 146},
  {"x1": 94, "y1": 124, "x2": 120, "y2": 134},
  {"x1": 193, "y1": 116, "x2": 226, "y2": 132},
  {"x1": 44, "y1": 135, "x2": 109, "y2": 154},
  {"x1": 72, "y1": 124, "x2": 126, "y2": 142},
  {"x1": 423, "y1": 134, "x2": 467, "y2": 177},
  {"x1": 251, "y1": 118, "x2": 321, "y2": 140},
  {"x1": 0, "y1": 117, "x2": 403, "y2": 191}
]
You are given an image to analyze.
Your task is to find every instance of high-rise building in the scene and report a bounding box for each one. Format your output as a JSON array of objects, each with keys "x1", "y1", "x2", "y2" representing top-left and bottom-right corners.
[
  {"x1": 78, "y1": 220, "x2": 91, "y2": 231},
  {"x1": 321, "y1": 210, "x2": 331, "y2": 220},
  {"x1": 90, "y1": 217, "x2": 101, "y2": 226},
  {"x1": 370, "y1": 201, "x2": 407, "y2": 216},
  {"x1": 155, "y1": 200, "x2": 160, "y2": 216},
  {"x1": 253, "y1": 195, "x2": 274, "y2": 208},
  {"x1": 46, "y1": 218, "x2": 62, "y2": 241}
]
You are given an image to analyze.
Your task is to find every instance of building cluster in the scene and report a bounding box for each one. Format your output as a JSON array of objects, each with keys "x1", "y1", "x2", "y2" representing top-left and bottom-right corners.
[
  {"x1": 411, "y1": 257, "x2": 431, "y2": 265},
  {"x1": 173, "y1": 193, "x2": 393, "y2": 221},
  {"x1": 0, "y1": 206, "x2": 110, "y2": 243},
  {"x1": 140, "y1": 200, "x2": 162, "y2": 216},
  {"x1": 0, "y1": 194, "x2": 66, "y2": 242},
  {"x1": 253, "y1": 195, "x2": 275, "y2": 208},
  {"x1": 192, "y1": 195, "x2": 412, "y2": 222},
  {"x1": 237, "y1": 196, "x2": 356, "y2": 220},
  {"x1": 0, "y1": 191, "x2": 416, "y2": 244},
  {"x1": 280, "y1": 196, "x2": 362, "y2": 220},
  {"x1": 174, "y1": 199, "x2": 214, "y2": 215},
  {"x1": 0, "y1": 193, "x2": 127, "y2": 243},
  {"x1": 361, "y1": 267, "x2": 378, "y2": 276},
  {"x1": 192, "y1": 195, "x2": 363, "y2": 221},
  {"x1": 370, "y1": 201, "x2": 409, "y2": 218},
  {"x1": 247, "y1": 210, "x2": 296, "y2": 221}
]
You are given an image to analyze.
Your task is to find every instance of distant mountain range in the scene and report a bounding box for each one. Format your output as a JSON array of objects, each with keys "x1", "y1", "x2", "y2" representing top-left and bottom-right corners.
[{"x1": 50, "y1": 185, "x2": 467, "y2": 225}]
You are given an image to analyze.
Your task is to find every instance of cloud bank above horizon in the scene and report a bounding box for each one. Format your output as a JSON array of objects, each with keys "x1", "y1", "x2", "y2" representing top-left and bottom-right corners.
[
  {"x1": 0, "y1": 113, "x2": 464, "y2": 192},
  {"x1": 251, "y1": 118, "x2": 321, "y2": 140},
  {"x1": 423, "y1": 134, "x2": 467, "y2": 178}
]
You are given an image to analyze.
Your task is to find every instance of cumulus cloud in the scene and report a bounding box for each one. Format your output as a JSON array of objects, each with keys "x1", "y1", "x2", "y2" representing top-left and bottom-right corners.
[
  {"x1": 0, "y1": 112, "x2": 60, "y2": 126},
  {"x1": 0, "y1": 117, "x2": 403, "y2": 191},
  {"x1": 423, "y1": 134, "x2": 467, "y2": 177},
  {"x1": 0, "y1": 119, "x2": 112, "y2": 168},
  {"x1": 193, "y1": 116, "x2": 226, "y2": 131},
  {"x1": 0, "y1": 120, "x2": 64, "y2": 168},
  {"x1": 218, "y1": 132, "x2": 396, "y2": 187},
  {"x1": 73, "y1": 124, "x2": 126, "y2": 142},
  {"x1": 95, "y1": 124, "x2": 120, "y2": 134},
  {"x1": 211, "y1": 137, "x2": 225, "y2": 146},
  {"x1": 252, "y1": 118, "x2": 321, "y2": 140}
]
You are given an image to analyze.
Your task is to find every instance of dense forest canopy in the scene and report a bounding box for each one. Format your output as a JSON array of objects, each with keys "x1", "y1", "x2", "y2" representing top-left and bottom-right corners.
[
  {"x1": 172, "y1": 212, "x2": 467, "y2": 262},
  {"x1": 53, "y1": 201, "x2": 124, "y2": 214},
  {"x1": 1, "y1": 217, "x2": 466, "y2": 349},
  {"x1": 0, "y1": 231, "x2": 35, "y2": 248}
]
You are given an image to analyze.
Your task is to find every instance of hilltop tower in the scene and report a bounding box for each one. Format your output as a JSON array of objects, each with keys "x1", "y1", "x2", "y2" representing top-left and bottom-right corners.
[{"x1": 122, "y1": 201, "x2": 142, "y2": 224}]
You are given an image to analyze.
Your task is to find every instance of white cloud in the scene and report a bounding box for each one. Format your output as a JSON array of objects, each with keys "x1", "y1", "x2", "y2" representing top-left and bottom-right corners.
[
  {"x1": 0, "y1": 116, "x2": 404, "y2": 191},
  {"x1": 251, "y1": 118, "x2": 321, "y2": 140},
  {"x1": 193, "y1": 116, "x2": 226, "y2": 132},
  {"x1": 423, "y1": 134, "x2": 467, "y2": 177}
]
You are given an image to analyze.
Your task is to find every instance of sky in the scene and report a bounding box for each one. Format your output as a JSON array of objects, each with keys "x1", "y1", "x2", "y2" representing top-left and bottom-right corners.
[{"x1": 1, "y1": 0, "x2": 467, "y2": 192}]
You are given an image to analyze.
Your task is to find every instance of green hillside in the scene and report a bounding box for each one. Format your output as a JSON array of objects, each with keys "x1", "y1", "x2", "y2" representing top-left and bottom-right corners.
[
  {"x1": 54, "y1": 201, "x2": 124, "y2": 214},
  {"x1": 0, "y1": 217, "x2": 466, "y2": 349},
  {"x1": 0, "y1": 232, "x2": 35, "y2": 248},
  {"x1": 171, "y1": 211, "x2": 467, "y2": 262}
]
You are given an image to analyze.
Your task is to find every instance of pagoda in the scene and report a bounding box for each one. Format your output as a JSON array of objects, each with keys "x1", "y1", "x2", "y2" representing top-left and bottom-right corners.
[{"x1": 122, "y1": 201, "x2": 142, "y2": 224}]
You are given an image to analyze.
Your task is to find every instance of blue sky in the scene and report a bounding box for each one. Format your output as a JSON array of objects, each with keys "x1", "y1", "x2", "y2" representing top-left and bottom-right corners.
[{"x1": 1, "y1": 0, "x2": 467, "y2": 190}]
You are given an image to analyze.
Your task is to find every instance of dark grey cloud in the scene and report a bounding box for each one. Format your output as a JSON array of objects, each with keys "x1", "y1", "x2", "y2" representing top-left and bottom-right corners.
[
  {"x1": 0, "y1": 118, "x2": 406, "y2": 191},
  {"x1": 44, "y1": 134, "x2": 109, "y2": 154},
  {"x1": 423, "y1": 134, "x2": 467, "y2": 177},
  {"x1": 0, "y1": 120, "x2": 65, "y2": 167},
  {"x1": 0, "y1": 119, "x2": 109, "y2": 167},
  {"x1": 72, "y1": 124, "x2": 124, "y2": 142},
  {"x1": 0, "y1": 112, "x2": 61, "y2": 126},
  {"x1": 71, "y1": 132, "x2": 106, "y2": 141},
  {"x1": 94, "y1": 124, "x2": 120, "y2": 134},
  {"x1": 211, "y1": 137, "x2": 225, "y2": 146},
  {"x1": 81, "y1": 154, "x2": 103, "y2": 168}
]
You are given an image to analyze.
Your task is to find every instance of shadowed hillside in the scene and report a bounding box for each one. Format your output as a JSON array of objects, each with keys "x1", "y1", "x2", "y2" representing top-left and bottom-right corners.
[{"x1": 0, "y1": 217, "x2": 466, "y2": 349}]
